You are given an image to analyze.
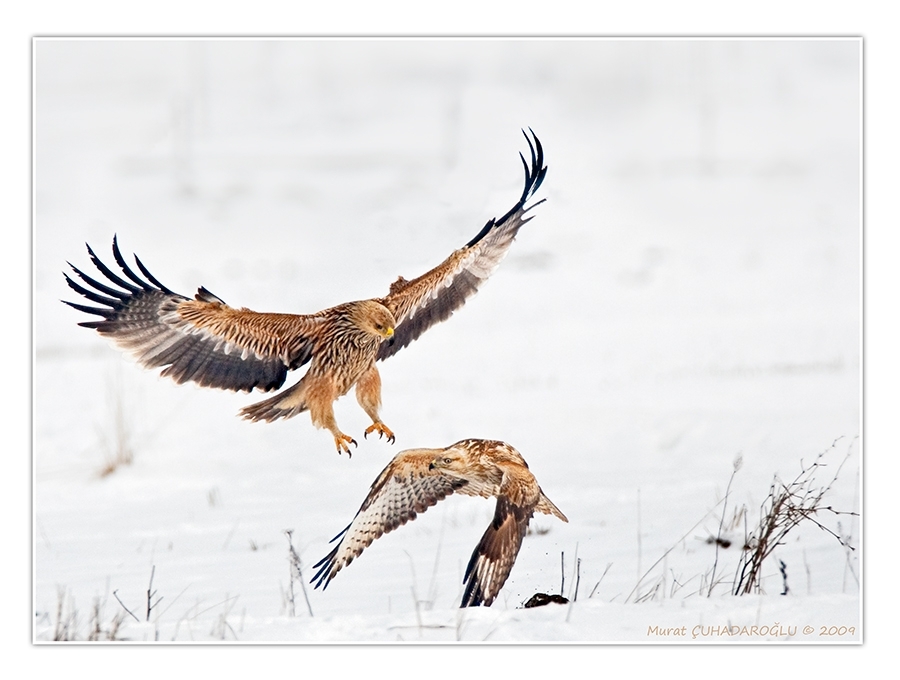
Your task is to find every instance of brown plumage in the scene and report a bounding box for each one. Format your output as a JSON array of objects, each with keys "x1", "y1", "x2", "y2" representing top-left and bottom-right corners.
[
  {"x1": 311, "y1": 439, "x2": 568, "y2": 607},
  {"x1": 62, "y1": 131, "x2": 547, "y2": 455}
]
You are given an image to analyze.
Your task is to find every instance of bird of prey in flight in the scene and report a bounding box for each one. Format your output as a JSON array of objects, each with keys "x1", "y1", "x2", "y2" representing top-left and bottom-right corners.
[
  {"x1": 63, "y1": 131, "x2": 547, "y2": 455},
  {"x1": 311, "y1": 438, "x2": 567, "y2": 607}
]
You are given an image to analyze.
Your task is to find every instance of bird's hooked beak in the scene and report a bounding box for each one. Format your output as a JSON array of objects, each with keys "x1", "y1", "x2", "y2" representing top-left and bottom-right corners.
[
  {"x1": 385, "y1": 326, "x2": 394, "y2": 338},
  {"x1": 428, "y1": 461, "x2": 435, "y2": 470}
]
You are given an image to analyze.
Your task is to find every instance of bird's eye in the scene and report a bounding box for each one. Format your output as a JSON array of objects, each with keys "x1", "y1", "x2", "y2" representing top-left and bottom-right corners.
[
  {"x1": 443, "y1": 457, "x2": 452, "y2": 464},
  {"x1": 375, "y1": 324, "x2": 383, "y2": 330}
]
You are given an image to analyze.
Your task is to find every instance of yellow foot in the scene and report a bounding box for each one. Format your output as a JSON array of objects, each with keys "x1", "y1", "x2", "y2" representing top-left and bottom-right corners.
[
  {"x1": 333, "y1": 433, "x2": 358, "y2": 457},
  {"x1": 364, "y1": 422, "x2": 396, "y2": 444}
]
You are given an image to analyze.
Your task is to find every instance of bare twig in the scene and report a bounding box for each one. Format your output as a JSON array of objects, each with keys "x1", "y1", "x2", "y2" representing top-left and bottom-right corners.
[
  {"x1": 113, "y1": 589, "x2": 140, "y2": 623},
  {"x1": 574, "y1": 558, "x2": 582, "y2": 601},
  {"x1": 411, "y1": 586, "x2": 423, "y2": 635},
  {"x1": 779, "y1": 559, "x2": 789, "y2": 595},
  {"x1": 284, "y1": 530, "x2": 314, "y2": 617},
  {"x1": 589, "y1": 563, "x2": 613, "y2": 598},
  {"x1": 98, "y1": 369, "x2": 136, "y2": 477},
  {"x1": 559, "y1": 551, "x2": 565, "y2": 596},
  {"x1": 708, "y1": 454, "x2": 742, "y2": 597},
  {"x1": 626, "y1": 496, "x2": 727, "y2": 603},
  {"x1": 146, "y1": 565, "x2": 163, "y2": 621},
  {"x1": 733, "y1": 438, "x2": 857, "y2": 595},
  {"x1": 53, "y1": 587, "x2": 76, "y2": 641},
  {"x1": 565, "y1": 558, "x2": 583, "y2": 623},
  {"x1": 803, "y1": 549, "x2": 812, "y2": 595},
  {"x1": 842, "y1": 464, "x2": 861, "y2": 593}
]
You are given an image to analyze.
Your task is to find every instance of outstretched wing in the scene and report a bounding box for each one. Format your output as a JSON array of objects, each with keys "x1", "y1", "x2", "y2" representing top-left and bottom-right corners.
[
  {"x1": 376, "y1": 129, "x2": 547, "y2": 361},
  {"x1": 460, "y1": 496, "x2": 533, "y2": 607},
  {"x1": 311, "y1": 449, "x2": 469, "y2": 590},
  {"x1": 62, "y1": 236, "x2": 323, "y2": 393}
]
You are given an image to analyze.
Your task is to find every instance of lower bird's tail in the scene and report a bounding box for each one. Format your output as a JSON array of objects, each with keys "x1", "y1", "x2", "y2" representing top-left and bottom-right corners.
[
  {"x1": 537, "y1": 491, "x2": 568, "y2": 523},
  {"x1": 240, "y1": 379, "x2": 309, "y2": 422}
]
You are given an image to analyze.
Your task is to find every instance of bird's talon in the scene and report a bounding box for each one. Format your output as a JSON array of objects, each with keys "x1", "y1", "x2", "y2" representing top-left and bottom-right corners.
[
  {"x1": 335, "y1": 434, "x2": 358, "y2": 457},
  {"x1": 365, "y1": 422, "x2": 395, "y2": 443}
]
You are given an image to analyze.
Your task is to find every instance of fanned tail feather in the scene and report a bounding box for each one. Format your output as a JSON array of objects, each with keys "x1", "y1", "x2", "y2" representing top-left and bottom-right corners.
[{"x1": 239, "y1": 380, "x2": 308, "y2": 422}]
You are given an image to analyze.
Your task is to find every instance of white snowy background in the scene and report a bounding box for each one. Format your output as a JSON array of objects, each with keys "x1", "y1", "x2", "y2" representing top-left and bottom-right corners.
[{"x1": 33, "y1": 39, "x2": 860, "y2": 644}]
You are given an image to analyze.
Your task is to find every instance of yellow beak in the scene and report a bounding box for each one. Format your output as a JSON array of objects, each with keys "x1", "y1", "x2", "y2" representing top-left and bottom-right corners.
[{"x1": 385, "y1": 327, "x2": 394, "y2": 338}]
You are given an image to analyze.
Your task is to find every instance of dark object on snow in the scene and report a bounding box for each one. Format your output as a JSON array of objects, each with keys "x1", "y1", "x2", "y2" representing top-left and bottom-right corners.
[
  {"x1": 705, "y1": 535, "x2": 732, "y2": 548},
  {"x1": 523, "y1": 593, "x2": 569, "y2": 608}
]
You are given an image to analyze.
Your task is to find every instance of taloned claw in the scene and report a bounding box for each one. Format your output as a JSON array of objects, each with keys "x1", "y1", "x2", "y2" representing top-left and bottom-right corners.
[
  {"x1": 364, "y1": 422, "x2": 396, "y2": 445},
  {"x1": 334, "y1": 433, "x2": 358, "y2": 457}
]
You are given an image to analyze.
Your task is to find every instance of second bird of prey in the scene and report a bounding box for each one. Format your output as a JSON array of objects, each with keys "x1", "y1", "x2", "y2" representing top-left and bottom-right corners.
[{"x1": 312, "y1": 438, "x2": 567, "y2": 607}]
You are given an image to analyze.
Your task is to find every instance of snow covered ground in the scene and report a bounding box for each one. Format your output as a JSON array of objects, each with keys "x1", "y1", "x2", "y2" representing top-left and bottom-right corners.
[{"x1": 33, "y1": 39, "x2": 860, "y2": 644}]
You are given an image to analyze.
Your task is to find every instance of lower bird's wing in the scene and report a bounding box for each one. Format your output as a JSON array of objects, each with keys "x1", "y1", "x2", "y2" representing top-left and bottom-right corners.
[
  {"x1": 63, "y1": 236, "x2": 323, "y2": 393},
  {"x1": 311, "y1": 449, "x2": 468, "y2": 590},
  {"x1": 460, "y1": 496, "x2": 533, "y2": 607}
]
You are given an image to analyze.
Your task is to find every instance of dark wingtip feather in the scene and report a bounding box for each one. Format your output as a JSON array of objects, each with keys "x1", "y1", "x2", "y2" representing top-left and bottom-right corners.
[
  {"x1": 518, "y1": 151, "x2": 532, "y2": 196},
  {"x1": 329, "y1": 522, "x2": 353, "y2": 545},
  {"x1": 70, "y1": 237, "x2": 184, "y2": 304},
  {"x1": 84, "y1": 241, "x2": 142, "y2": 294},
  {"x1": 459, "y1": 537, "x2": 488, "y2": 607},
  {"x1": 520, "y1": 128, "x2": 545, "y2": 203},
  {"x1": 112, "y1": 237, "x2": 153, "y2": 291},
  {"x1": 463, "y1": 130, "x2": 547, "y2": 247},
  {"x1": 135, "y1": 254, "x2": 176, "y2": 295},
  {"x1": 465, "y1": 219, "x2": 496, "y2": 249},
  {"x1": 310, "y1": 549, "x2": 338, "y2": 590},
  {"x1": 309, "y1": 520, "x2": 355, "y2": 591},
  {"x1": 460, "y1": 571, "x2": 486, "y2": 607},
  {"x1": 495, "y1": 129, "x2": 548, "y2": 227},
  {"x1": 61, "y1": 299, "x2": 115, "y2": 319},
  {"x1": 62, "y1": 272, "x2": 122, "y2": 308},
  {"x1": 533, "y1": 165, "x2": 548, "y2": 195},
  {"x1": 66, "y1": 262, "x2": 130, "y2": 301}
]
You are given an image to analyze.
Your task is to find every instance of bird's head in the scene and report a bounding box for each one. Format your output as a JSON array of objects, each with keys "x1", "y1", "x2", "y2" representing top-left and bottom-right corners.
[
  {"x1": 352, "y1": 300, "x2": 397, "y2": 340},
  {"x1": 428, "y1": 448, "x2": 467, "y2": 474}
]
